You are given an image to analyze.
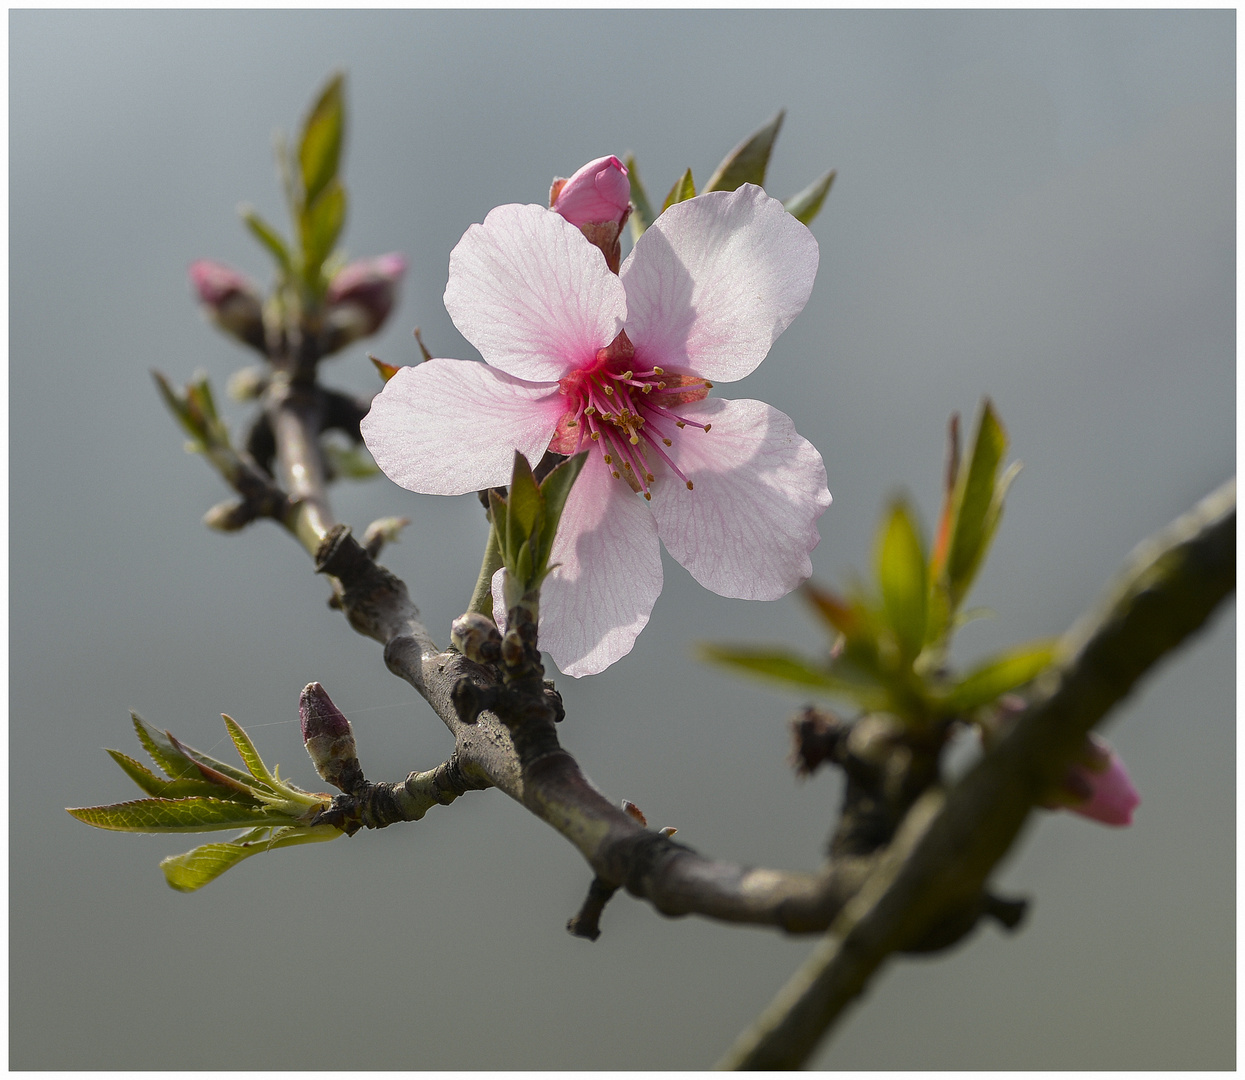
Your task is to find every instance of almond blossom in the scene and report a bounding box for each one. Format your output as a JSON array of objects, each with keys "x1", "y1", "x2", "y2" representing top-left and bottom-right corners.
[{"x1": 361, "y1": 181, "x2": 830, "y2": 676}]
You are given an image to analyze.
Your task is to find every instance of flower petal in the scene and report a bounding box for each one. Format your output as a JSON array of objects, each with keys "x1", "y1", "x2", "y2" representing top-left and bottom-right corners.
[
  {"x1": 360, "y1": 358, "x2": 563, "y2": 496},
  {"x1": 444, "y1": 203, "x2": 626, "y2": 382},
  {"x1": 620, "y1": 184, "x2": 819, "y2": 383},
  {"x1": 494, "y1": 452, "x2": 662, "y2": 677},
  {"x1": 649, "y1": 397, "x2": 830, "y2": 600}
]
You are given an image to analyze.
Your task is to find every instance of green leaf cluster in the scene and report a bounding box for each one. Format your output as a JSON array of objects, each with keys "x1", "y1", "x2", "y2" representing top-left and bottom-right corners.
[
  {"x1": 626, "y1": 111, "x2": 835, "y2": 240},
  {"x1": 239, "y1": 72, "x2": 348, "y2": 303},
  {"x1": 68, "y1": 713, "x2": 340, "y2": 892},
  {"x1": 703, "y1": 400, "x2": 1054, "y2": 727},
  {"x1": 488, "y1": 451, "x2": 588, "y2": 604},
  {"x1": 153, "y1": 370, "x2": 230, "y2": 454}
]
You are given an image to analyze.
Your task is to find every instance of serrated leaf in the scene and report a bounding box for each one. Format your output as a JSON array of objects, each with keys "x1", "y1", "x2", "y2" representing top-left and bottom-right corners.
[
  {"x1": 165, "y1": 729, "x2": 279, "y2": 797},
  {"x1": 132, "y1": 713, "x2": 199, "y2": 781},
  {"x1": 625, "y1": 155, "x2": 655, "y2": 240},
  {"x1": 945, "y1": 399, "x2": 1008, "y2": 608},
  {"x1": 67, "y1": 797, "x2": 287, "y2": 834},
  {"x1": 106, "y1": 749, "x2": 246, "y2": 802},
  {"x1": 240, "y1": 207, "x2": 293, "y2": 275},
  {"x1": 160, "y1": 823, "x2": 340, "y2": 893},
  {"x1": 784, "y1": 169, "x2": 836, "y2": 225},
  {"x1": 662, "y1": 168, "x2": 696, "y2": 211},
  {"x1": 536, "y1": 451, "x2": 588, "y2": 566},
  {"x1": 938, "y1": 641, "x2": 1057, "y2": 714},
  {"x1": 299, "y1": 179, "x2": 346, "y2": 287},
  {"x1": 703, "y1": 111, "x2": 784, "y2": 193},
  {"x1": 299, "y1": 73, "x2": 345, "y2": 209},
  {"x1": 875, "y1": 499, "x2": 929, "y2": 661},
  {"x1": 222, "y1": 714, "x2": 276, "y2": 787}
]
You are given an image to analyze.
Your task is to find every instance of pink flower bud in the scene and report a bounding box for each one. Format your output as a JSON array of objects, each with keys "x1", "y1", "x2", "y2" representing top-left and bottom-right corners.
[
  {"x1": 1066, "y1": 737, "x2": 1140, "y2": 826},
  {"x1": 299, "y1": 682, "x2": 365, "y2": 794},
  {"x1": 323, "y1": 253, "x2": 407, "y2": 353},
  {"x1": 550, "y1": 155, "x2": 631, "y2": 229},
  {"x1": 1043, "y1": 734, "x2": 1140, "y2": 826},
  {"x1": 189, "y1": 259, "x2": 265, "y2": 352},
  {"x1": 550, "y1": 156, "x2": 632, "y2": 274}
]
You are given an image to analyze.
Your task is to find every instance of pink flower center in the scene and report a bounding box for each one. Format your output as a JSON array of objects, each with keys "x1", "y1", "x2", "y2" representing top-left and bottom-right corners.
[{"x1": 550, "y1": 332, "x2": 712, "y2": 500}]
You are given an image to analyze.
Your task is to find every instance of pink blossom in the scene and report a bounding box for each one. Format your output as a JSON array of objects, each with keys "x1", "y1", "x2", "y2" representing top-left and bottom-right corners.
[
  {"x1": 550, "y1": 155, "x2": 631, "y2": 228},
  {"x1": 361, "y1": 184, "x2": 830, "y2": 676}
]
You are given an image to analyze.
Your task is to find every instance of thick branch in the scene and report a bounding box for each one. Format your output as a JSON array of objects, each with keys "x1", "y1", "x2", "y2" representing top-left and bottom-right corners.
[{"x1": 718, "y1": 478, "x2": 1235, "y2": 1070}]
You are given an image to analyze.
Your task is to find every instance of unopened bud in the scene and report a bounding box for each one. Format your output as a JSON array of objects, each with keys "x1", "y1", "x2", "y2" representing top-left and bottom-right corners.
[
  {"x1": 203, "y1": 499, "x2": 254, "y2": 532},
  {"x1": 551, "y1": 156, "x2": 631, "y2": 274},
  {"x1": 450, "y1": 611, "x2": 502, "y2": 663},
  {"x1": 621, "y1": 799, "x2": 647, "y2": 826},
  {"x1": 189, "y1": 260, "x2": 266, "y2": 353},
  {"x1": 227, "y1": 365, "x2": 269, "y2": 401},
  {"x1": 1056, "y1": 735, "x2": 1140, "y2": 827},
  {"x1": 299, "y1": 682, "x2": 365, "y2": 794},
  {"x1": 323, "y1": 253, "x2": 407, "y2": 354}
]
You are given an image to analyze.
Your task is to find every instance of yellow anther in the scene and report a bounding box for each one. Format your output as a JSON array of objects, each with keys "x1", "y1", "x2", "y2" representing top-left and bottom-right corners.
[
  {"x1": 629, "y1": 434, "x2": 639, "y2": 444},
  {"x1": 603, "y1": 385, "x2": 614, "y2": 395},
  {"x1": 703, "y1": 423, "x2": 712, "y2": 432},
  {"x1": 686, "y1": 480, "x2": 694, "y2": 490},
  {"x1": 642, "y1": 384, "x2": 652, "y2": 394},
  {"x1": 662, "y1": 438, "x2": 672, "y2": 447},
  {"x1": 612, "y1": 470, "x2": 621, "y2": 479},
  {"x1": 623, "y1": 461, "x2": 633, "y2": 471},
  {"x1": 590, "y1": 431, "x2": 600, "y2": 441},
  {"x1": 603, "y1": 453, "x2": 612, "y2": 464},
  {"x1": 676, "y1": 421, "x2": 686, "y2": 429},
  {"x1": 653, "y1": 367, "x2": 664, "y2": 375},
  {"x1": 621, "y1": 370, "x2": 633, "y2": 380},
  {"x1": 644, "y1": 492, "x2": 652, "y2": 501}
]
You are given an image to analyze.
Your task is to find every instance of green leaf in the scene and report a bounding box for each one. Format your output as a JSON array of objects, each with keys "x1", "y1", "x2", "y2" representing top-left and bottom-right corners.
[
  {"x1": 875, "y1": 499, "x2": 929, "y2": 661},
  {"x1": 662, "y1": 168, "x2": 696, "y2": 211},
  {"x1": 937, "y1": 640, "x2": 1057, "y2": 714},
  {"x1": 67, "y1": 797, "x2": 287, "y2": 834},
  {"x1": 132, "y1": 713, "x2": 199, "y2": 781},
  {"x1": 240, "y1": 207, "x2": 293, "y2": 276},
  {"x1": 506, "y1": 452, "x2": 544, "y2": 557},
  {"x1": 703, "y1": 110, "x2": 784, "y2": 193},
  {"x1": 105, "y1": 749, "x2": 244, "y2": 802},
  {"x1": 700, "y1": 645, "x2": 838, "y2": 691},
  {"x1": 221, "y1": 714, "x2": 276, "y2": 787},
  {"x1": 625, "y1": 155, "x2": 655, "y2": 240},
  {"x1": 784, "y1": 169, "x2": 836, "y2": 225},
  {"x1": 298, "y1": 73, "x2": 345, "y2": 209},
  {"x1": 160, "y1": 824, "x2": 339, "y2": 893},
  {"x1": 299, "y1": 179, "x2": 346, "y2": 287},
  {"x1": 164, "y1": 728, "x2": 280, "y2": 797},
  {"x1": 945, "y1": 399, "x2": 1008, "y2": 608},
  {"x1": 535, "y1": 451, "x2": 588, "y2": 566},
  {"x1": 487, "y1": 488, "x2": 509, "y2": 556},
  {"x1": 324, "y1": 440, "x2": 381, "y2": 480}
]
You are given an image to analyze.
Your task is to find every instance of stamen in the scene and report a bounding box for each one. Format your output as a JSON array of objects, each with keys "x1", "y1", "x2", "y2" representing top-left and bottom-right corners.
[
  {"x1": 603, "y1": 385, "x2": 614, "y2": 396},
  {"x1": 603, "y1": 453, "x2": 612, "y2": 464},
  {"x1": 652, "y1": 367, "x2": 664, "y2": 375},
  {"x1": 642, "y1": 384, "x2": 652, "y2": 394}
]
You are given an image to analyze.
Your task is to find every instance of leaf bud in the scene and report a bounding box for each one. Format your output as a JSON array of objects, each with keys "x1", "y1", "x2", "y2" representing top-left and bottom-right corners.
[
  {"x1": 450, "y1": 611, "x2": 502, "y2": 664},
  {"x1": 299, "y1": 682, "x2": 365, "y2": 794},
  {"x1": 203, "y1": 499, "x2": 254, "y2": 532},
  {"x1": 322, "y1": 253, "x2": 407, "y2": 354},
  {"x1": 188, "y1": 260, "x2": 266, "y2": 353}
]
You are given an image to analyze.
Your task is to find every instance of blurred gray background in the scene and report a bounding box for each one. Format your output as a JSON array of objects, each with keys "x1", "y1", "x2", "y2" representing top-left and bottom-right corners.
[{"x1": 10, "y1": 9, "x2": 1234, "y2": 1070}]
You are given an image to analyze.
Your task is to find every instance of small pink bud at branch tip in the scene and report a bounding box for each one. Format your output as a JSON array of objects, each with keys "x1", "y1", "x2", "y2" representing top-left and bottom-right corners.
[
  {"x1": 188, "y1": 259, "x2": 265, "y2": 352},
  {"x1": 1046, "y1": 734, "x2": 1140, "y2": 827},
  {"x1": 299, "y1": 682, "x2": 364, "y2": 794},
  {"x1": 323, "y1": 253, "x2": 408, "y2": 354},
  {"x1": 551, "y1": 155, "x2": 630, "y2": 229},
  {"x1": 551, "y1": 155, "x2": 631, "y2": 274}
]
